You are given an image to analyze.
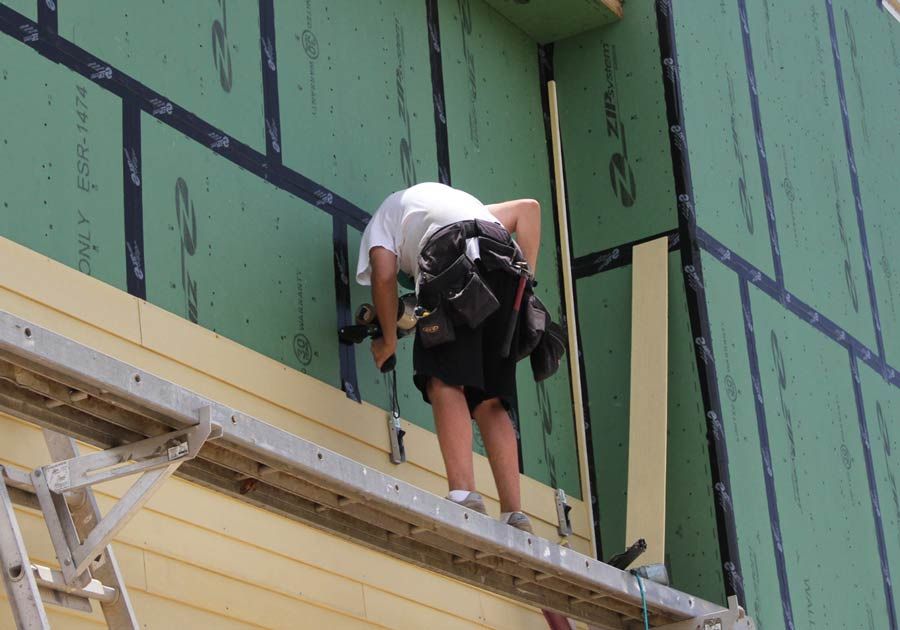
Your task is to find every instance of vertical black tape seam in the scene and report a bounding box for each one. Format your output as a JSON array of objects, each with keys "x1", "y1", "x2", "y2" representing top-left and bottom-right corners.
[
  {"x1": 825, "y1": 0, "x2": 887, "y2": 375},
  {"x1": 739, "y1": 279, "x2": 796, "y2": 629},
  {"x1": 736, "y1": 0, "x2": 785, "y2": 296},
  {"x1": 426, "y1": 0, "x2": 451, "y2": 186},
  {"x1": 37, "y1": 0, "x2": 56, "y2": 37},
  {"x1": 537, "y1": 42, "x2": 602, "y2": 557},
  {"x1": 122, "y1": 99, "x2": 146, "y2": 299},
  {"x1": 850, "y1": 351, "x2": 899, "y2": 630},
  {"x1": 333, "y1": 218, "x2": 360, "y2": 402},
  {"x1": 258, "y1": 0, "x2": 282, "y2": 166},
  {"x1": 655, "y1": 0, "x2": 745, "y2": 603},
  {"x1": 0, "y1": 5, "x2": 370, "y2": 231}
]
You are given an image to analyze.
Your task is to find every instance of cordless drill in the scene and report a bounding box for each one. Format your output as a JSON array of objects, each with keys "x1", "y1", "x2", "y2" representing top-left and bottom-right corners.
[{"x1": 338, "y1": 294, "x2": 417, "y2": 372}]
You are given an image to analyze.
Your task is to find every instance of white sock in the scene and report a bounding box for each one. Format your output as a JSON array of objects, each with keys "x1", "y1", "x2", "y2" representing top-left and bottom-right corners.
[
  {"x1": 500, "y1": 511, "x2": 515, "y2": 522},
  {"x1": 448, "y1": 490, "x2": 472, "y2": 502}
]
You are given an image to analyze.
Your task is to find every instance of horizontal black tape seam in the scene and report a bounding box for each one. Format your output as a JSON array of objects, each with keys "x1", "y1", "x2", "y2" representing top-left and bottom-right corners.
[
  {"x1": 0, "y1": 5, "x2": 370, "y2": 233},
  {"x1": 739, "y1": 278, "x2": 796, "y2": 629},
  {"x1": 572, "y1": 229, "x2": 680, "y2": 279},
  {"x1": 656, "y1": 0, "x2": 746, "y2": 604}
]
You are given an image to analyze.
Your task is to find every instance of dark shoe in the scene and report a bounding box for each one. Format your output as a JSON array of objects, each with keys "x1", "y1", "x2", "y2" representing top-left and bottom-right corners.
[{"x1": 447, "y1": 491, "x2": 487, "y2": 515}]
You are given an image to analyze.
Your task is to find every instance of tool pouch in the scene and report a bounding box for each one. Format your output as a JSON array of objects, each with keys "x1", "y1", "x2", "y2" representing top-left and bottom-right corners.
[
  {"x1": 477, "y1": 237, "x2": 522, "y2": 275},
  {"x1": 514, "y1": 292, "x2": 548, "y2": 361},
  {"x1": 448, "y1": 272, "x2": 500, "y2": 328},
  {"x1": 416, "y1": 304, "x2": 456, "y2": 348}
]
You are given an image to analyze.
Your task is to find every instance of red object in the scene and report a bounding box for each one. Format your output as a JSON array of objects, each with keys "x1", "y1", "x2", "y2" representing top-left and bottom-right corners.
[{"x1": 541, "y1": 609, "x2": 574, "y2": 630}]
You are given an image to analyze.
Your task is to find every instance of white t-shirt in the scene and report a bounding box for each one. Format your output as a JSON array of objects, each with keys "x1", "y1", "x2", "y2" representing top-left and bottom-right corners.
[{"x1": 355, "y1": 182, "x2": 502, "y2": 287}]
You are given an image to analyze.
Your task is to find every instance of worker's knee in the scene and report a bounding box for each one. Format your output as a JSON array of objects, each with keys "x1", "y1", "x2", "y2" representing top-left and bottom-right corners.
[
  {"x1": 473, "y1": 397, "x2": 507, "y2": 420},
  {"x1": 426, "y1": 376, "x2": 463, "y2": 398}
]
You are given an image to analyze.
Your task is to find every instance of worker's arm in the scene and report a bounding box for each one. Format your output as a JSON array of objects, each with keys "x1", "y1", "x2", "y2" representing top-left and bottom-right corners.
[
  {"x1": 369, "y1": 246, "x2": 399, "y2": 369},
  {"x1": 485, "y1": 199, "x2": 541, "y2": 272}
]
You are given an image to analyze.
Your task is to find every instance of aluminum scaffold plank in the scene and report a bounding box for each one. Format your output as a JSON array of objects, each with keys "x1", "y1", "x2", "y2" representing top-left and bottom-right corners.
[{"x1": 0, "y1": 310, "x2": 752, "y2": 628}]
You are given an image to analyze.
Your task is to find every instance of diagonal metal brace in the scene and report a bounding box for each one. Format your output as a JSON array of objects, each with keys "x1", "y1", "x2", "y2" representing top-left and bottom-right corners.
[{"x1": 32, "y1": 407, "x2": 214, "y2": 585}]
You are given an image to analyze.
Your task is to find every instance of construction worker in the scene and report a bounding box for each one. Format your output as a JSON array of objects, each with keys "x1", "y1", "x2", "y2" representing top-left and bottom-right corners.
[{"x1": 355, "y1": 182, "x2": 542, "y2": 533}]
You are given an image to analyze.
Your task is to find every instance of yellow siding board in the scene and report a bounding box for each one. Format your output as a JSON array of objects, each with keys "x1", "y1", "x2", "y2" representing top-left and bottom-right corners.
[
  {"x1": 142, "y1": 553, "x2": 374, "y2": 629},
  {"x1": 361, "y1": 585, "x2": 487, "y2": 630},
  {"x1": 0, "y1": 597, "x2": 104, "y2": 629},
  {"x1": 0, "y1": 238, "x2": 142, "y2": 344},
  {"x1": 129, "y1": 590, "x2": 268, "y2": 630}
]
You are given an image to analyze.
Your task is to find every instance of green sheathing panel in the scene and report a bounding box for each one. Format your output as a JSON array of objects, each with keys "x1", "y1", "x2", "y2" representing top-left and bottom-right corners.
[
  {"x1": 480, "y1": 0, "x2": 619, "y2": 44},
  {"x1": 576, "y1": 252, "x2": 724, "y2": 603},
  {"x1": 746, "y1": 2, "x2": 874, "y2": 348},
  {"x1": 0, "y1": 35, "x2": 125, "y2": 289},
  {"x1": 859, "y1": 361, "x2": 900, "y2": 620},
  {"x1": 831, "y1": 2, "x2": 900, "y2": 367},
  {"x1": 141, "y1": 114, "x2": 339, "y2": 384},
  {"x1": 59, "y1": 1, "x2": 266, "y2": 153},
  {"x1": 554, "y1": 3, "x2": 676, "y2": 258},
  {"x1": 0, "y1": 0, "x2": 35, "y2": 21},
  {"x1": 748, "y1": 276, "x2": 888, "y2": 629},
  {"x1": 275, "y1": 0, "x2": 438, "y2": 212},
  {"x1": 672, "y1": 3, "x2": 775, "y2": 279},
  {"x1": 440, "y1": 0, "x2": 579, "y2": 497},
  {"x1": 701, "y1": 252, "x2": 787, "y2": 629}
]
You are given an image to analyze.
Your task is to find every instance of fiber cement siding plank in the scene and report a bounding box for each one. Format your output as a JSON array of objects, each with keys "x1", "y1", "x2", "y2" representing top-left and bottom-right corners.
[
  {"x1": 361, "y1": 584, "x2": 489, "y2": 630},
  {"x1": 0, "y1": 239, "x2": 141, "y2": 345}
]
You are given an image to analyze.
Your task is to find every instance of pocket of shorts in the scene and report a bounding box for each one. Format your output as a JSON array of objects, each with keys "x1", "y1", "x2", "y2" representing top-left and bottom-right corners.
[
  {"x1": 416, "y1": 305, "x2": 456, "y2": 348},
  {"x1": 448, "y1": 272, "x2": 500, "y2": 329}
]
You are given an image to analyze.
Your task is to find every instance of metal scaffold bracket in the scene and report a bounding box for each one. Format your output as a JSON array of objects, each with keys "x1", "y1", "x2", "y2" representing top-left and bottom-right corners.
[{"x1": 32, "y1": 408, "x2": 214, "y2": 586}]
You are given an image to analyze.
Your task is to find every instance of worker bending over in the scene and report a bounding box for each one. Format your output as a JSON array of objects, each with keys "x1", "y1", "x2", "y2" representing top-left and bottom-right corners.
[{"x1": 356, "y1": 182, "x2": 560, "y2": 533}]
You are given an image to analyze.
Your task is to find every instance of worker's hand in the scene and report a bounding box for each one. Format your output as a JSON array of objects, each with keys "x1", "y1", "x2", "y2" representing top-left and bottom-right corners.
[{"x1": 371, "y1": 336, "x2": 397, "y2": 370}]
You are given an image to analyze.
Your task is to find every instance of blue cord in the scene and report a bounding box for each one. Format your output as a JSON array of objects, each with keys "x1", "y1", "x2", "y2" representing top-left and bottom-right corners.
[{"x1": 633, "y1": 571, "x2": 650, "y2": 630}]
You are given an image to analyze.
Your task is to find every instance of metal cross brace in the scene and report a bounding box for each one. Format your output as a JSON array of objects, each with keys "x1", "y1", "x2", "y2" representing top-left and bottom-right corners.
[{"x1": 31, "y1": 408, "x2": 214, "y2": 585}]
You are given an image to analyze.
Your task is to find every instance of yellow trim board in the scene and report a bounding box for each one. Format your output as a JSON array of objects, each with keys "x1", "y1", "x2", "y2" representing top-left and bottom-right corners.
[
  {"x1": 548, "y1": 80, "x2": 597, "y2": 557},
  {"x1": 0, "y1": 236, "x2": 591, "y2": 549},
  {"x1": 624, "y1": 237, "x2": 669, "y2": 566}
]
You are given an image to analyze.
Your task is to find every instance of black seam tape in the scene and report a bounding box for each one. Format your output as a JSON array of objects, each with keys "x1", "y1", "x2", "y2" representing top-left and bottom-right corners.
[
  {"x1": 572, "y1": 229, "x2": 680, "y2": 280},
  {"x1": 655, "y1": 0, "x2": 746, "y2": 604},
  {"x1": 825, "y1": 0, "x2": 887, "y2": 374},
  {"x1": 259, "y1": 0, "x2": 282, "y2": 165},
  {"x1": 736, "y1": 0, "x2": 785, "y2": 294},
  {"x1": 0, "y1": 5, "x2": 370, "y2": 232},
  {"x1": 122, "y1": 98, "x2": 146, "y2": 299},
  {"x1": 37, "y1": 0, "x2": 56, "y2": 37},
  {"x1": 333, "y1": 218, "x2": 360, "y2": 402},
  {"x1": 849, "y1": 351, "x2": 898, "y2": 629},
  {"x1": 739, "y1": 279, "x2": 796, "y2": 629},
  {"x1": 697, "y1": 227, "x2": 898, "y2": 381},
  {"x1": 426, "y1": 0, "x2": 451, "y2": 186}
]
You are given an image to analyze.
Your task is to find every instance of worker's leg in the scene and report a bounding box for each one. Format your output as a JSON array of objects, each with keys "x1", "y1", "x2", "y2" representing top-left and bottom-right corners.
[
  {"x1": 427, "y1": 377, "x2": 477, "y2": 491},
  {"x1": 473, "y1": 398, "x2": 521, "y2": 513}
]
